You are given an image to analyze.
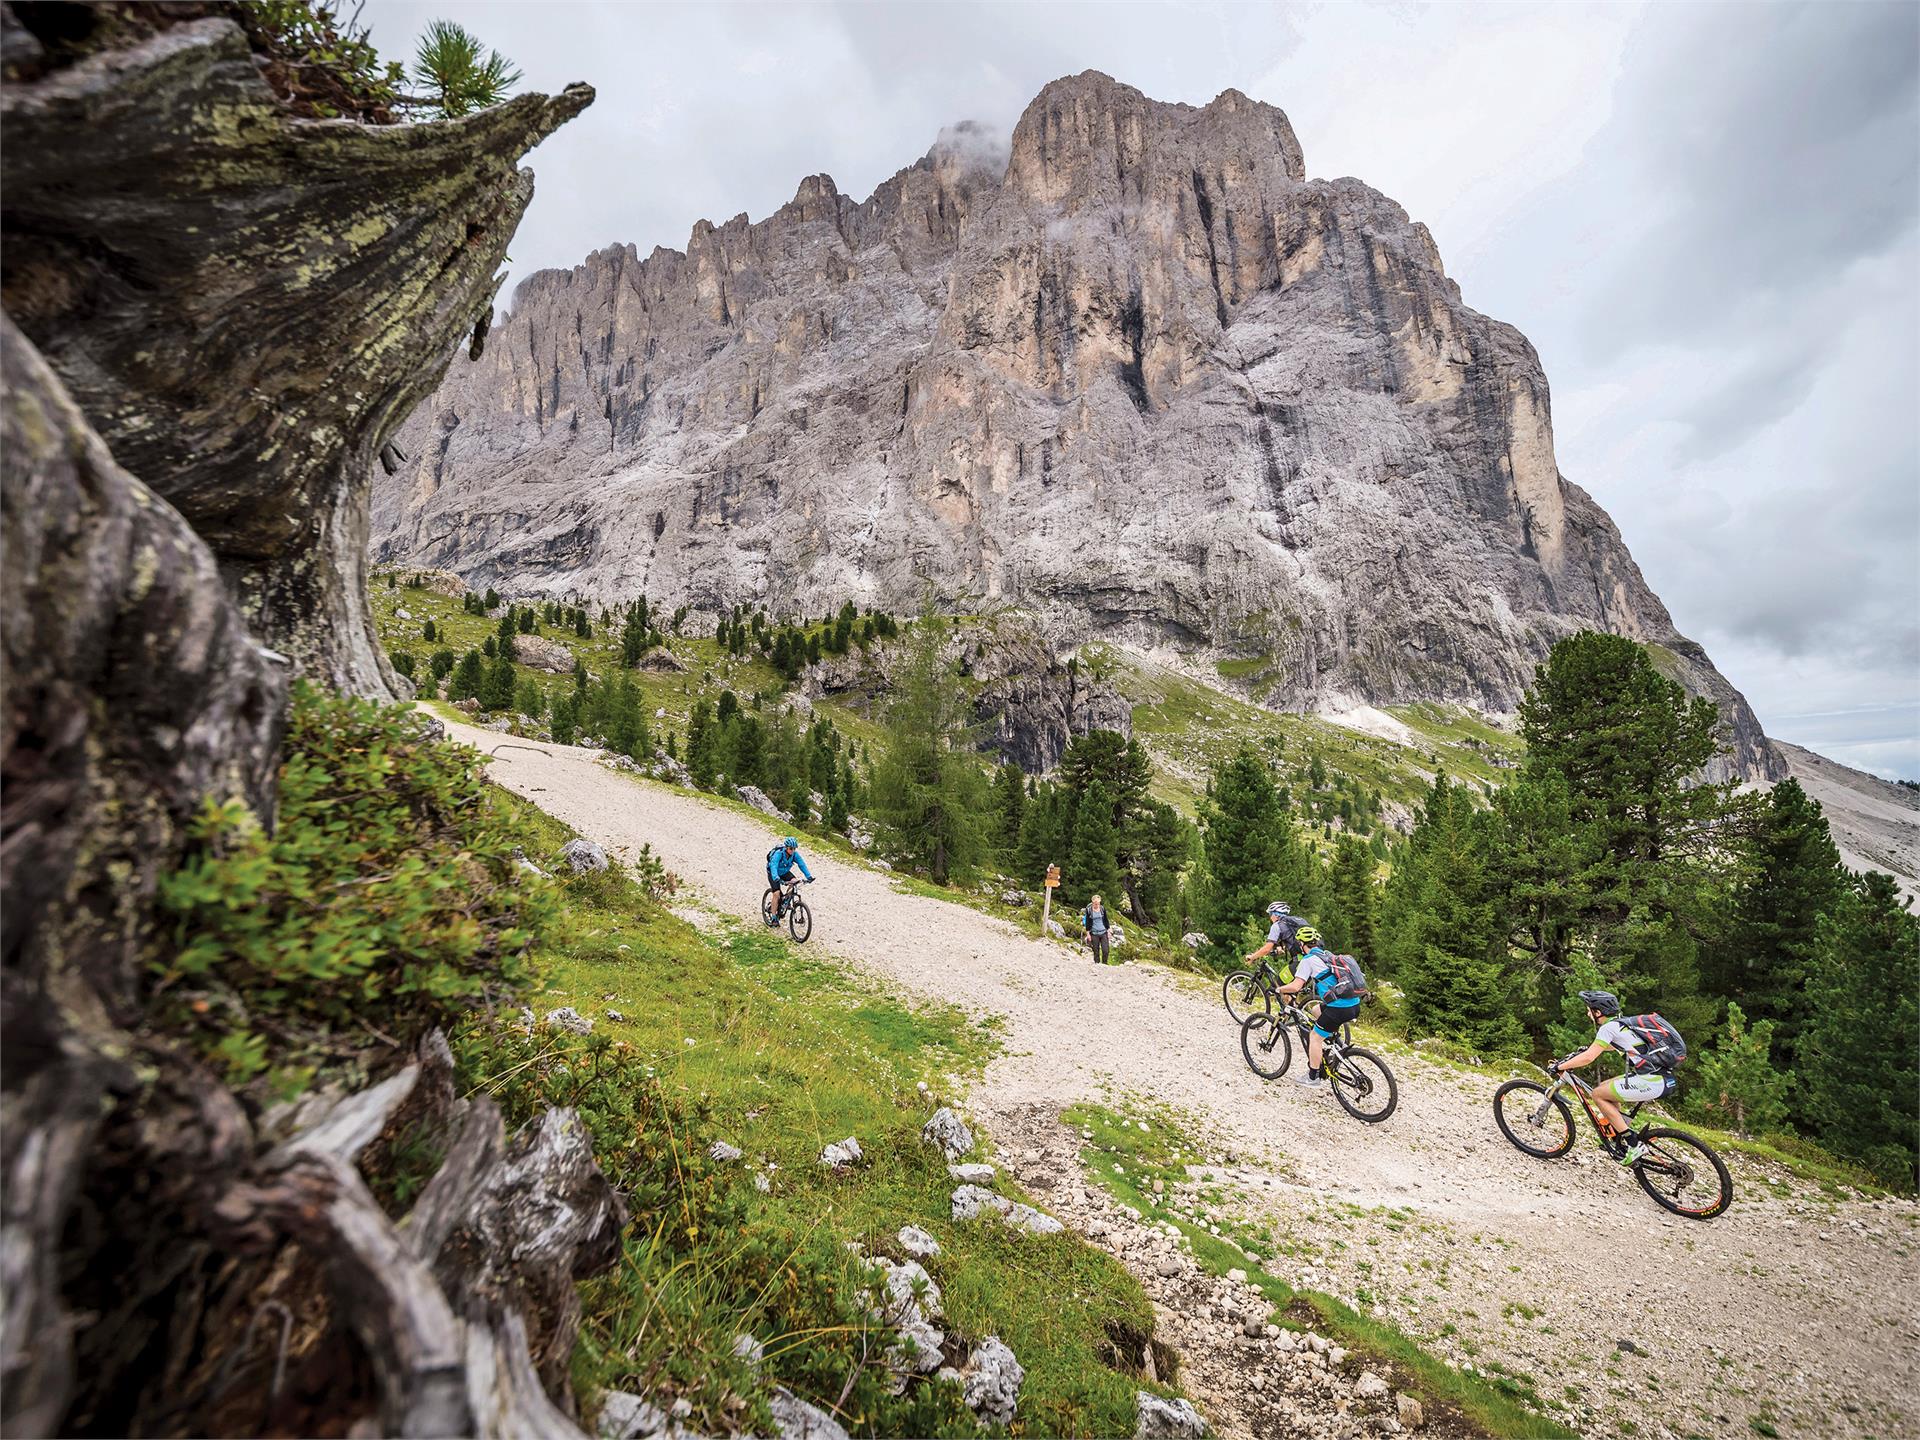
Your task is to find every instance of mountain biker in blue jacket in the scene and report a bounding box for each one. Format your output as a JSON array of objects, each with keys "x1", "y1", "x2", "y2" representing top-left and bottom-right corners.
[
  {"x1": 1273, "y1": 932, "x2": 1354, "y2": 1090},
  {"x1": 766, "y1": 837, "x2": 813, "y2": 922}
]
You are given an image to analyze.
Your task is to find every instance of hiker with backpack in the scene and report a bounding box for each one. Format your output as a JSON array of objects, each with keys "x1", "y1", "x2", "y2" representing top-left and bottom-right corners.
[
  {"x1": 1272, "y1": 938, "x2": 1369, "y2": 1091},
  {"x1": 1550, "y1": 990, "x2": 1686, "y2": 1166}
]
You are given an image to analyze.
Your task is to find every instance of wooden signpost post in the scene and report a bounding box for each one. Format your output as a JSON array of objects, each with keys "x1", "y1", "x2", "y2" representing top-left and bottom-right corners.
[{"x1": 1042, "y1": 863, "x2": 1060, "y2": 936}]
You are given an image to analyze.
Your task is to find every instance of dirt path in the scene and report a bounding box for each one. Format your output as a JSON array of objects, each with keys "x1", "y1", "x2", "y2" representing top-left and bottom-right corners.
[{"x1": 446, "y1": 718, "x2": 1920, "y2": 1440}]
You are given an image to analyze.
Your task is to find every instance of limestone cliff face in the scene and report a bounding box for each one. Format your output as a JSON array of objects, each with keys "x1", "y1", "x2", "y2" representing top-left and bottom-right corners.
[{"x1": 372, "y1": 72, "x2": 1782, "y2": 779}]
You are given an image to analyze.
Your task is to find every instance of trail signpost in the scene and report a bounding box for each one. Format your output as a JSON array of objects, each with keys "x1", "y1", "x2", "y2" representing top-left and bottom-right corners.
[{"x1": 1042, "y1": 863, "x2": 1060, "y2": 935}]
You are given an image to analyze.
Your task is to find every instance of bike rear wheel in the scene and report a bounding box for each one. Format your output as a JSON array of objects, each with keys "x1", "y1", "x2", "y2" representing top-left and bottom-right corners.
[
  {"x1": 787, "y1": 899, "x2": 812, "y2": 943},
  {"x1": 761, "y1": 888, "x2": 779, "y2": 926},
  {"x1": 1632, "y1": 1128, "x2": 1732, "y2": 1220},
  {"x1": 1329, "y1": 1046, "x2": 1398, "y2": 1123},
  {"x1": 1223, "y1": 971, "x2": 1269, "y2": 1023},
  {"x1": 1240, "y1": 1013, "x2": 1292, "y2": 1080},
  {"x1": 1492, "y1": 1080, "x2": 1577, "y2": 1158}
]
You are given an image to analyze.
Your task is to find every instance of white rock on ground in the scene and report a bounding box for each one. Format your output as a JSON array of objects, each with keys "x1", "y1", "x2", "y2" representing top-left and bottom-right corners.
[
  {"x1": 1181, "y1": 932, "x2": 1209, "y2": 949},
  {"x1": 959, "y1": 1337, "x2": 1025, "y2": 1426},
  {"x1": 948, "y1": 1162, "x2": 995, "y2": 1184},
  {"x1": 898, "y1": 1225, "x2": 941, "y2": 1259},
  {"x1": 1396, "y1": 1393, "x2": 1426, "y2": 1430},
  {"x1": 866, "y1": 1256, "x2": 946, "y2": 1389},
  {"x1": 731, "y1": 1333, "x2": 764, "y2": 1365},
  {"x1": 921, "y1": 1107, "x2": 974, "y2": 1158},
  {"x1": 951, "y1": 1183, "x2": 1012, "y2": 1222},
  {"x1": 545, "y1": 1006, "x2": 592, "y2": 1034},
  {"x1": 596, "y1": 1390, "x2": 668, "y2": 1440},
  {"x1": 736, "y1": 784, "x2": 789, "y2": 820},
  {"x1": 819, "y1": 1135, "x2": 863, "y2": 1168},
  {"x1": 560, "y1": 838, "x2": 609, "y2": 873},
  {"x1": 1354, "y1": 1371, "x2": 1390, "y2": 1400},
  {"x1": 768, "y1": 1388, "x2": 849, "y2": 1440},
  {"x1": 1134, "y1": 1391, "x2": 1209, "y2": 1440},
  {"x1": 707, "y1": 1140, "x2": 742, "y2": 1163}
]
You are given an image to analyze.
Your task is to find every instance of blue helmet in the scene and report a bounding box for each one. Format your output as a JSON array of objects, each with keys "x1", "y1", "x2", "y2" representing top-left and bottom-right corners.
[{"x1": 783, "y1": 836, "x2": 798, "y2": 850}]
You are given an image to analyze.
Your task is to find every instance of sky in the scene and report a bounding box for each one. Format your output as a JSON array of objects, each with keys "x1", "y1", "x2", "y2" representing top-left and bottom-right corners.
[{"x1": 369, "y1": 0, "x2": 1920, "y2": 779}]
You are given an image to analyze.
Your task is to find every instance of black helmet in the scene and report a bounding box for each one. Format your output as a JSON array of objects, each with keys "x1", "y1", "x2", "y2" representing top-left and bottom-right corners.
[{"x1": 1579, "y1": 989, "x2": 1621, "y2": 1018}]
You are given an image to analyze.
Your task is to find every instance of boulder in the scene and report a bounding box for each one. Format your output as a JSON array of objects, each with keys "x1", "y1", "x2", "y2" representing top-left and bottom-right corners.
[
  {"x1": 959, "y1": 1337, "x2": 1024, "y2": 1426},
  {"x1": 1396, "y1": 1394, "x2": 1425, "y2": 1430},
  {"x1": 819, "y1": 1136, "x2": 863, "y2": 1168},
  {"x1": 597, "y1": 1390, "x2": 668, "y2": 1439},
  {"x1": 1181, "y1": 933, "x2": 1209, "y2": 950},
  {"x1": 948, "y1": 1162, "x2": 995, "y2": 1184},
  {"x1": 707, "y1": 1141, "x2": 743, "y2": 1164},
  {"x1": 1355, "y1": 1372, "x2": 1390, "y2": 1401},
  {"x1": 455, "y1": 697, "x2": 482, "y2": 714},
  {"x1": 1001, "y1": 889, "x2": 1028, "y2": 906},
  {"x1": 546, "y1": 1007, "x2": 593, "y2": 1035},
  {"x1": 921, "y1": 1107, "x2": 974, "y2": 1159},
  {"x1": 768, "y1": 1388, "x2": 849, "y2": 1440},
  {"x1": 561, "y1": 838, "x2": 610, "y2": 873},
  {"x1": 897, "y1": 1226, "x2": 941, "y2": 1259},
  {"x1": 636, "y1": 646, "x2": 685, "y2": 673},
  {"x1": 738, "y1": 785, "x2": 790, "y2": 821},
  {"x1": 950, "y1": 1184, "x2": 1012, "y2": 1223},
  {"x1": 513, "y1": 632, "x2": 575, "y2": 672},
  {"x1": 1135, "y1": 1392, "x2": 1209, "y2": 1440}
]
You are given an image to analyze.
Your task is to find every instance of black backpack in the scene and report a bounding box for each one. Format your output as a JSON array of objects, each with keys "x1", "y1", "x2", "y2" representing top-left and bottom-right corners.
[
  {"x1": 1320, "y1": 952, "x2": 1370, "y2": 1002},
  {"x1": 1619, "y1": 1013, "x2": 1686, "y2": 1072}
]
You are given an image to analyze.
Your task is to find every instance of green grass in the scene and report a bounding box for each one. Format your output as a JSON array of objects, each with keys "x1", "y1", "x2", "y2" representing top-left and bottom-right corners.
[
  {"x1": 469, "y1": 790, "x2": 1172, "y2": 1437},
  {"x1": 1063, "y1": 1101, "x2": 1575, "y2": 1440}
]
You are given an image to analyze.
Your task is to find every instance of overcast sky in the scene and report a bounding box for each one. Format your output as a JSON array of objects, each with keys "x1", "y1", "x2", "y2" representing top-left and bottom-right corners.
[{"x1": 371, "y1": 0, "x2": 1920, "y2": 779}]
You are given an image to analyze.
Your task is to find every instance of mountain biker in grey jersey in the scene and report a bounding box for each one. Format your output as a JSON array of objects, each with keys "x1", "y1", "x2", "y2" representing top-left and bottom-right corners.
[
  {"x1": 1244, "y1": 900, "x2": 1307, "y2": 972},
  {"x1": 1551, "y1": 989, "x2": 1669, "y2": 1166}
]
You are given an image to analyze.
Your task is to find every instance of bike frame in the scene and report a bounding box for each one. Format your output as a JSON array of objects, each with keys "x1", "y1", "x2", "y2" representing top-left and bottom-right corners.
[
  {"x1": 1275, "y1": 999, "x2": 1353, "y2": 1064},
  {"x1": 1542, "y1": 1069, "x2": 1645, "y2": 1148}
]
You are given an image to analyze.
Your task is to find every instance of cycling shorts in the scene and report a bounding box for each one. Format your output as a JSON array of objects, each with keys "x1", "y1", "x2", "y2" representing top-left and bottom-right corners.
[
  {"x1": 1313, "y1": 1000, "x2": 1361, "y2": 1039},
  {"x1": 1610, "y1": 1071, "x2": 1674, "y2": 1103}
]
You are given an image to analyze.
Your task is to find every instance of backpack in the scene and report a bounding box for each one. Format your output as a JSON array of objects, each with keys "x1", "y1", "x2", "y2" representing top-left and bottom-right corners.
[
  {"x1": 1320, "y1": 952, "x2": 1370, "y2": 1003},
  {"x1": 1619, "y1": 1013, "x2": 1687, "y2": 1072}
]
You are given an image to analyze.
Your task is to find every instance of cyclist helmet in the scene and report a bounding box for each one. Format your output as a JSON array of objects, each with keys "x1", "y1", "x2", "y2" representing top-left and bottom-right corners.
[
  {"x1": 1267, "y1": 901, "x2": 1290, "y2": 917},
  {"x1": 1579, "y1": 989, "x2": 1621, "y2": 1017},
  {"x1": 1295, "y1": 925, "x2": 1323, "y2": 948},
  {"x1": 783, "y1": 836, "x2": 798, "y2": 850}
]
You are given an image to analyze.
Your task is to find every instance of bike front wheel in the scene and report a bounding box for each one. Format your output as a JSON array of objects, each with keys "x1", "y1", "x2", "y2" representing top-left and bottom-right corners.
[
  {"x1": 1328, "y1": 1046, "x2": 1398, "y2": 1123},
  {"x1": 786, "y1": 900, "x2": 813, "y2": 943},
  {"x1": 1492, "y1": 1080, "x2": 1577, "y2": 1158},
  {"x1": 1240, "y1": 1013, "x2": 1292, "y2": 1080},
  {"x1": 1633, "y1": 1128, "x2": 1732, "y2": 1220},
  {"x1": 1223, "y1": 971, "x2": 1269, "y2": 1024}
]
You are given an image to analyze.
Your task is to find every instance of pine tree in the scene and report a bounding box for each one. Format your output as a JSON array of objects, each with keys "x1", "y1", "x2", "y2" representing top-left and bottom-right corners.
[
  {"x1": 1194, "y1": 749, "x2": 1303, "y2": 965},
  {"x1": 421, "y1": 618, "x2": 436, "y2": 643},
  {"x1": 992, "y1": 762, "x2": 1028, "y2": 864},
  {"x1": 1067, "y1": 782, "x2": 1123, "y2": 910},
  {"x1": 867, "y1": 612, "x2": 988, "y2": 884},
  {"x1": 428, "y1": 649, "x2": 455, "y2": 683},
  {"x1": 574, "y1": 608, "x2": 591, "y2": 638},
  {"x1": 1690, "y1": 1002, "x2": 1792, "y2": 1138},
  {"x1": 1708, "y1": 779, "x2": 1846, "y2": 1061},
  {"x1": 513, "y1": 677, "x2": 542, "y2": 718},
  {"x1": 606, "y1": 675, "x2": 648, "y2": 760},
  {"x1": 687, "y1": 699, "x2": 718, "y2": 790},
  {"x1": 480, "y1": 653, "x2": 516, "y2": 712},
  {"x1": 1015, "y1": 783, "x2": 1063, "y2": 890},
  {"x1": 1324, "y1": 836, "x2": 1378, "y2": 966},
  {"x1": 549, "y1": 693, "x2": 577, "y2": 746},
  {"x1": 621, "y1": 604, "x2": 649, "y2": 667},
  {"x1": 497, "y1": 611, "x2": 516, "y2": 649},
  {"x1": 1800, "y1": 873, "x2": 1919, "y2": 1186},
  {"x1": 483, "y1": 587, "x2": 499, "y2": 610},
  {"x1": 448, "y1": 650, "x2": 484, "y2": 701}
]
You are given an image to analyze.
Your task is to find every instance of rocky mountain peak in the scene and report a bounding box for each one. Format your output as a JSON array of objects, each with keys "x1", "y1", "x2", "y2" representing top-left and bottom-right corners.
[{"x1": 371, "y1": 73, "x2": 1784, "y2": 780}]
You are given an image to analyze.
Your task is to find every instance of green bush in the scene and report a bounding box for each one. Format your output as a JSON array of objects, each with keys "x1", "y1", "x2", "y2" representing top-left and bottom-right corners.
[
  {"x1": 153, "y1": 683, "x2": 551, "y2": 1094},
  {"x1": 390, "y1": 650, "x2": 416, "y2": 679}
]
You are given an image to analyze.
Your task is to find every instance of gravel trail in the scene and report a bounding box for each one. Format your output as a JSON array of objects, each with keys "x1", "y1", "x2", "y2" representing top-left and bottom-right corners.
[{"x1": 447, "y1": 718, "x2": 1920, "y2": 1440}]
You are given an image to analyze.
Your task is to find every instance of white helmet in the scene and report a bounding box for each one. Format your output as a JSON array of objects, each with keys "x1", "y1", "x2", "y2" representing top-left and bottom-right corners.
[{"x1": 1267, "y1": 901, "x2": 1290, "y2": 917}]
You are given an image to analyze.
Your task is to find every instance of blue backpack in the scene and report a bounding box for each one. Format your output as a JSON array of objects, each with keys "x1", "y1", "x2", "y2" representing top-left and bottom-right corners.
[{"x1": 1318, "y1": 951, "x2": 1370, "y2": 1003}]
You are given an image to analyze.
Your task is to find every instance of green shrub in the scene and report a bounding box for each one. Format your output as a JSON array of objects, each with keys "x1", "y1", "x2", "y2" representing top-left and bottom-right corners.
[
  {"x1": 153, "y1": 683, "x2": 551, "y2": 1094},
  {"x1": 390, "y1": 650, "x2": 416, "y2": 679}
]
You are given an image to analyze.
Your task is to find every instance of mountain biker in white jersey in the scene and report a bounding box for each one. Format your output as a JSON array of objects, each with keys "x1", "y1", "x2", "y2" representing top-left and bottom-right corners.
[
  {"x1": 1272, "y1": 931, "x2": 1352, "y2": 1088},
  {"x1": 1244, "y1": 901, "x2": 1308, "y2": 972},
  {"x1": 1551, "y1": 989, "x2": 1672, "y2": 1166}
]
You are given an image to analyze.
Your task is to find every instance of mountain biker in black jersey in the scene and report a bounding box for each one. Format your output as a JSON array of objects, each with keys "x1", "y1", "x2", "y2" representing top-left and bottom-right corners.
[
  {"x1": 765, "y1": 836, "x2": 813, "y2": 922},
  {"x1": 1551, "y1": 989, "x2": 1674, "y2": 1166},
  {"x1": 1243, "y1": 901, "x2": 1308, "y2": 972}
]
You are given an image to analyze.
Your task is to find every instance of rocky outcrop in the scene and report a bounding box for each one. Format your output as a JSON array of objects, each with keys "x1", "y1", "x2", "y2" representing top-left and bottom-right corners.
[
  {"x1": 373, "y1": 71, "x2": 1781, "y2": 779},
  {"x1": 0, "y1": 9, "x2": 598, "y2": 1434},
  {"x1": 2, "y1": 11, "x2": 591, "y2": 696}
]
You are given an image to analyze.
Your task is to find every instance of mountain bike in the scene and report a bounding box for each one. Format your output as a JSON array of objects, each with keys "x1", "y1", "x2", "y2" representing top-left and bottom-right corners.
[
  {"x1": 1492, "y1": 1069, "x2": 1732, "y2": 1219},
  {"x1": 1222, "y1": 957, "x2": 1284, "y2": 1023},
  {"x1": 760, "y1": 876, "x2": 813, "y2": 942},
  {"x1": 1241, "y1": 1000, "x2": 1397, "y2": 1123}
]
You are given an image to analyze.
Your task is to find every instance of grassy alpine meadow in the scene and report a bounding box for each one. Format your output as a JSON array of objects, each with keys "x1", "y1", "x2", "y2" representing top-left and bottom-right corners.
[{"x1": 462, "y1": 791, "x2": 1172, "y2": 1438}]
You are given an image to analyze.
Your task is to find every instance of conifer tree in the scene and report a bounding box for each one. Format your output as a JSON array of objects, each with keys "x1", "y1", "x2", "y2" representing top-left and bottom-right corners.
[
  {"x1": 1324, "y1": 836, "x2": 1379, "y2": 965},
  {"x1": 867, "y1": 612, "x2": 987, "y2": 884},
  {"x1": 687, "y1": 699, "x2": 718, "y2": 790},
  {"x1": 1800, "y1": 872, "x2": 1919, "y2": 1185},
  {"x1": 480, "y1": 652, "x2": 515, "y2": 712},
  {"x1": 1067, "y1": 782, "x2": 1123, "y2": 910},
  {"x1": 992, "y1": 762, "x2": 1028, "y2": 864},
  {"x1": 1194, "y1": 749, "x2": 1301, "y2": 964},
  {"x1": 1690, "y1": 1002, "x2": 1792, "y2": 1137},
  {"x1": 447, "y1": 650, "x2": 484, "y2": 701},
  {"x1": 548, "y1": 693, "x2": 577, "y2": 746}
]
